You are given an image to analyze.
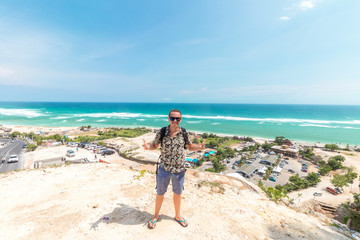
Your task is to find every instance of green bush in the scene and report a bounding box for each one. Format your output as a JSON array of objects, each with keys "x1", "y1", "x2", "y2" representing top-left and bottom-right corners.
[
  {"x1": 305, "y1": 172, "x2": 321, "y2": 186},
  {"x1": 341, "y1": 193, "x2": 360, "y2": 232},
  {"x1": 325, "y1": 144, "x2": 339, "y2": 151},
  {"x1": 300, "y1": 147, "x2": 315, "y2": 159},
  {"x1": 258, "y1": 180, "x2": 289, "y2": 203},
  {"x1": 26, "y1": 144, "x2": 38, "y2": 151},
  {"x1": 319, "y1": 165, "x2": 332, "y2": 176}
]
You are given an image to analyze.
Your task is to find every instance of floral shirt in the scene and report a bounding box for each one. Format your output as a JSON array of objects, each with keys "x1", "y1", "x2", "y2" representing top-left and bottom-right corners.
[{"x1": 154, "y1": 126, "x2": 191, "y2": 173}]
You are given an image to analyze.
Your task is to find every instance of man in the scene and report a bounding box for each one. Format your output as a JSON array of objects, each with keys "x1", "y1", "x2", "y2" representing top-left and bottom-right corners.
[{"x1": 143, "y1": 109, "x2": 205, "y2": 229}]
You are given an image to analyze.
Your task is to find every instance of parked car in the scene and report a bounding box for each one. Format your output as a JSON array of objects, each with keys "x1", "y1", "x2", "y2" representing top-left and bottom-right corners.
[
  {"x1": 284, "y1": 157, "x2": 289, "y2": 160},
  {"x1": 301, "y1": 168, "x2": 308, "y2": 172},
  {"x1": 313, "y1": 191, "x2": 323, "y2": 196},
  {"x1": 66, "y1": 149, "x2": 75, "y2": 157},
  {"x1": 269, "y1": 175, "x2": 278, "y2": 182},
  {"x1": 232, "y1": 165, "x2": 236, "y2": 170},
  {"x1": 8, "y1": 155, "x2": 18, "y2": 163},
  {"x1": 334, "y1": 187, "x2": 343, "y2": 194},
  {"x1": 326, "y1": 187, "x2": 338, "y2": 195},
  {"x1": 78, "y1": 143, "x2": 89, "y2": 148},
  {"x1": 288, "y1": 169, "x2": 295, "y2": 173},
  {"x1": 22, "y1": 144, "x2": 27, "y2": 148},
  {"x1": 101, "y1": 149, "x2": 115, "y2": 155}
]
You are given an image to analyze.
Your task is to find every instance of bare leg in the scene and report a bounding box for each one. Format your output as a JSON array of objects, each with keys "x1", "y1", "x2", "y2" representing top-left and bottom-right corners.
[
  {"x1": 148, "y1": 194, "x2": 164, "y2": 228},
  {"x1": 173, "y1": 193, "x2": 182, "y2": 219},
  {"x1": 154, "y1": 194, "x2": 164, "y2": 219},
  {"x1": 173, "y1": 193, "x2": 187, "y2": 227}
]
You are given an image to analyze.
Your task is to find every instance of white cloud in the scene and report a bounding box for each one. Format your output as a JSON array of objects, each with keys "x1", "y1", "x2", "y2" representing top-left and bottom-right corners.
[
  {"x1": 281, "y1": 0, "x2": 320, "y2": 19},
  {"x1": 201, "y1": 87, "x2": 208, "y2": 92},
  {"x1": 280, "y1": 16, "x2": 291, "y2": 21},
  {"x1": 299, "y1": 0, "x2": 315, "y2": 11}
]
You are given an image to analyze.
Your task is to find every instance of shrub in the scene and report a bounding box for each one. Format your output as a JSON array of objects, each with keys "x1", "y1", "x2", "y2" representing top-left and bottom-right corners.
[{"x1": 26, "y1": 144, "x2": 39, "y2": 151}]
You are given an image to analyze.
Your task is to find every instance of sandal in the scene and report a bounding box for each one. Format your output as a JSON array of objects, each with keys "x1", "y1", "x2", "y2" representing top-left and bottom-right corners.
[
  {"x1": 147, "y1": 218, "x2": 158, "y2": 229},
  {"x1": 174, "y1": 217, "x2": 188, "y2": 227}
]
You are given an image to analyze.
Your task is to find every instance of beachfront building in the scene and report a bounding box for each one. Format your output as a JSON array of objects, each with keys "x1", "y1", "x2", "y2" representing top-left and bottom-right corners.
[
  {"x1": 270, "y1": 145, "x2": 299, "y2": 158},
  {"x1": 260, "y1": 155, "x2": 277, "y2": 165},
  {"x1": 283, "y1": 139, "x2": 293, "y2": 146},
  {"x1": 237, "y1": 164, "x2": 258, "y2": 178}
]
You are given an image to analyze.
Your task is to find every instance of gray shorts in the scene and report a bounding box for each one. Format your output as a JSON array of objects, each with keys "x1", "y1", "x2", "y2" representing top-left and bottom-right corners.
[{"x1": 157, "y1": 166, "x2": 185, "y2": 195}]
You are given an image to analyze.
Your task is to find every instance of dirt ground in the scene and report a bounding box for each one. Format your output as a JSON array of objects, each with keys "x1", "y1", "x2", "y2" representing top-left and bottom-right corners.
[{"x1": 0, "y1": 163, "x2": 355, "y2": 240}]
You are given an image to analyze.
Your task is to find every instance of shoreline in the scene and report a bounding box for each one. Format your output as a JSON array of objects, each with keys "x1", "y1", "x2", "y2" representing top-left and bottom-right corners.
[{"x1": 1, "y1": 124, "x2": 356, "y2": 149}]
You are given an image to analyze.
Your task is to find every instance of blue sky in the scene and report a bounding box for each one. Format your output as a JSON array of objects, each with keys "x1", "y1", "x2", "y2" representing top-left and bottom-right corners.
[{"x1": 0, "y1": 0, "x2": 359, "y2": 104}]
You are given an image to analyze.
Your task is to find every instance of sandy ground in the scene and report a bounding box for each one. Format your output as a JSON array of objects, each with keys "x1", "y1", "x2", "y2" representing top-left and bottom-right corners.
[{"x1": 0, "y1": 163, "x2": 355, "y2": 240}]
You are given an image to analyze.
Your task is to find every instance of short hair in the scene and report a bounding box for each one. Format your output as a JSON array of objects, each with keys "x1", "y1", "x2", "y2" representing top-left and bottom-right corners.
[{"x1": 168, "y1": 109, "x2": 182, "y2": 117}]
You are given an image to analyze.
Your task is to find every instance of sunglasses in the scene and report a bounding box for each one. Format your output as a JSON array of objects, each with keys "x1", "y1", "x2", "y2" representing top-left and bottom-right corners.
[{"x1": 170, "y1": 117, "x2": 181, "y2": 122}]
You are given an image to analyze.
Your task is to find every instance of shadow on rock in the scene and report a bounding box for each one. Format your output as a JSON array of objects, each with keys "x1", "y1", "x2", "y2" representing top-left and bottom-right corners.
[{"x1": 90, "y1": 203, "x2": 172, "y2": 230}]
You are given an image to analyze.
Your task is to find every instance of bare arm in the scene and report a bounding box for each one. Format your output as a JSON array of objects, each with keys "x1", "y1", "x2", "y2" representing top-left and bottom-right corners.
[
  {"x1": 186, "y1": 141, "x2": 206, "y2": 151},
  {"x1": 142, "y1": 139, "x2": 160, "y2": 150}
]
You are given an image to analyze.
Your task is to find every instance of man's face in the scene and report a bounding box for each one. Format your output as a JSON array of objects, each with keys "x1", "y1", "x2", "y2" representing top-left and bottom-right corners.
[{"x1": 168, "y1": 111, "x2": 182, "y2": 126}]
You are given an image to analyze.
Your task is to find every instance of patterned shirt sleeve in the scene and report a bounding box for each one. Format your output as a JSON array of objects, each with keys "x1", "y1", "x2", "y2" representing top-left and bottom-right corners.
[{"x1": 153, "y1": 129, "x2": 162, "y2": 145}]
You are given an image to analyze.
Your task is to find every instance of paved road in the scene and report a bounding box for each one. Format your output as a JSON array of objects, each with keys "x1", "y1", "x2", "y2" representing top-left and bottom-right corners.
[{"x1": 0, "y1": 139, "x2": 26, "y2": 173}]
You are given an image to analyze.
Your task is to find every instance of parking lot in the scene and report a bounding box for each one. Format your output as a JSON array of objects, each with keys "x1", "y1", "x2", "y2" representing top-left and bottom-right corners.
[{"x1": 221, "y1": 154, "x2": 318, "y2": 187}]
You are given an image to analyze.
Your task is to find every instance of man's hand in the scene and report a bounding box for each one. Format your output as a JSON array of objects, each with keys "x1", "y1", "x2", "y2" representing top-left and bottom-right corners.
[
  {"x1": 143, "y1": 139, "x2": 151, "y2": 150},
  {"x1": 200, "y1": 140, "x2": 206, "y2": 149}
]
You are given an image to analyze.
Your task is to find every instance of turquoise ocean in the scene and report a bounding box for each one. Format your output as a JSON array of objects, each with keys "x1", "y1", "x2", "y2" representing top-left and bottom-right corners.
[{"x1": 0, "y1": 102, "x2": 359, "y2": 145}]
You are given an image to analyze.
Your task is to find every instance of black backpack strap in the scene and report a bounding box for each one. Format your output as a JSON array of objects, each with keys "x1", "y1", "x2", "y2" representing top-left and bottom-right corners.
[
  {"x1": 159, "y1": 127, "x2": 167, "y2": 145},
  {"x1": 181, "y1": 127, "x2": 188, "y2": 149},
  {"x1": 155, "y1": 127, "x2": 166, "y2": 189},
  {"x1": 155, "y1": 155, "x2": 161, "y2": 189}
]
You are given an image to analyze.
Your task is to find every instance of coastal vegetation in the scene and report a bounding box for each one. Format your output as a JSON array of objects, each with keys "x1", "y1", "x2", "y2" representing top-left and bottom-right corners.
[
  {"x1": 260, "y1": 141, "x2": 275, "y2": 151},
  {"x1": 193, "y1": 132, "x2": 253, "y2": 149},
  {"x1": 318, "y1": 155, "x2": 345, "y2": 176},
  {"x1": 80, "y1": 125, "x2": 92, "y2": 131},
  {"x1": 26, "y1": 144, "x2": 38, "y2": 151},
  {"x1": 258, "y1": 180, "x2": 289, "y2": 203},
  {"x1": 74, "y1": 127, "x2": 149, "y2": 142},
  {"x1": 299, "y1": 147, "x2": 315, "y2": 160},
  {"x1": 341, "y1": 192, "x2": 360, "y2": 232},
  {"x1": 325, "y1": 144, "x2": 339, "y2": 151},
  {"x1": 274, "y1": 173, "x2": 321, "y2": 193}
]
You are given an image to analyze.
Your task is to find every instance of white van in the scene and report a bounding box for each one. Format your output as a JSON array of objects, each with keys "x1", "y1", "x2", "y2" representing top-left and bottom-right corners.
[
  {"x1": 8, "y1": 155, "x2": 18, "y2": 163},
  {"x1": 87, "y1": 145, "x2": 97, "y2": 150},
  {"x1": 66, "y1": 149, "x2": 75, "y2": 157}
]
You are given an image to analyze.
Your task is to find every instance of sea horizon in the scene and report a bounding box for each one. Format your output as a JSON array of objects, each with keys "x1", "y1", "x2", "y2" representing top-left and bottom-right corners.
[{"x1": 1, "y1": 102, "x2": 359, "y2": 146}]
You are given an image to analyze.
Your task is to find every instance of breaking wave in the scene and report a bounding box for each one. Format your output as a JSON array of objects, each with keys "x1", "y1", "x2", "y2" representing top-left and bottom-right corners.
[
  {"x1": 299, "y1": 124, "x2": 339, "y2": 128},
  {"x1": 0, "y1": 108, "x2": 45, "y2": 118}
]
